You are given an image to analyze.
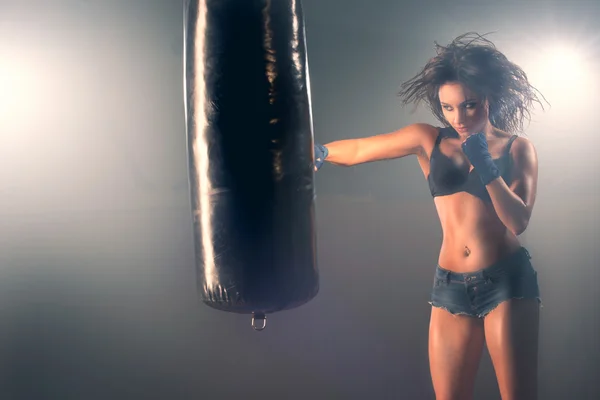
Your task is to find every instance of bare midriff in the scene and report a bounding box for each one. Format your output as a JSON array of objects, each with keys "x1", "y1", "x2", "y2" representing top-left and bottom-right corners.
[{"x1": 433, "y1": 192, "x2": 521, "y2": 273}]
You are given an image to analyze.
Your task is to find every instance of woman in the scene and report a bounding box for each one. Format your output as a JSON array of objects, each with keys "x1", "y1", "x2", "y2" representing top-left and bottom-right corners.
[{"x1": 314, "y1": 33, "x2": 545, "y2": 400}]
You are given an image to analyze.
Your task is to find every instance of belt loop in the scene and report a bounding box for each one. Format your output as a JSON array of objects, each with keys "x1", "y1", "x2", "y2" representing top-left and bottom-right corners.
[{"x1": 444, "y1": 271, "x2": 450, "y2": 285}]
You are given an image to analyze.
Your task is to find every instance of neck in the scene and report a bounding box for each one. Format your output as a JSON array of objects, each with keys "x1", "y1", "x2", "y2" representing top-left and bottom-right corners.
[
  {"x1": 456, "y1": 124, "x2": 496, "y2": 141},
  {"x1": 483, "y1": 124, "x2": 497, "y2": 138}
]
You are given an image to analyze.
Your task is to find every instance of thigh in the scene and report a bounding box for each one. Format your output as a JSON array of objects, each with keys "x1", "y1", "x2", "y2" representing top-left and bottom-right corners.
[
  {"x1": 484, "y1": 299, "x2": 540, "y2": 400},
  {"x1": 429, "y1": 306, "x2": 485, "y2": 400}
]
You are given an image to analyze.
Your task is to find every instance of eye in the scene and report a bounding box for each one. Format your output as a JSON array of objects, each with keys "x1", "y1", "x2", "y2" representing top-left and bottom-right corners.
[
  {"x1": 465, "y1": 102, "x2": 477, "y2": 109},
  {"x1": 443, "y1": 106, "x2": 453, "y2": 111}
]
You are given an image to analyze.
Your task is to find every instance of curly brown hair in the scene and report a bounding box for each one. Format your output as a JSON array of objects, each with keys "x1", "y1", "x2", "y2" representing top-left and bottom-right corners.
[{"x1": 397, "y1": 32, "x2": 547, "y2": 134}]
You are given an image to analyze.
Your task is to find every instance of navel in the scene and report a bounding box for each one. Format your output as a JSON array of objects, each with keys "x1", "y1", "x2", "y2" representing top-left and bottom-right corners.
[{"x1": 464, "y1": 245, "x2": 471, "y2": 257}]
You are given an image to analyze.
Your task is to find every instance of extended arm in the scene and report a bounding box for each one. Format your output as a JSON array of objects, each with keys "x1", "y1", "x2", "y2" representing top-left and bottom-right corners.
[{"x1": 316, "y1": 123, "x2": 435, "y2": 167}]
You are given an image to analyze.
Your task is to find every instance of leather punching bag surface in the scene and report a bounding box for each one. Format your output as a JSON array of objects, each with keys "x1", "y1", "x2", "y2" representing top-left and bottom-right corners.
[{"x1": 183, "y1": 0, "x2": 319, "y2": 330}]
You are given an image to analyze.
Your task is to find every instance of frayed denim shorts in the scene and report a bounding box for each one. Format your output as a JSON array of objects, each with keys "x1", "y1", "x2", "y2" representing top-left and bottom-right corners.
[{"x1": 429, "y1": 247, "x2": 541, "y2": 318}]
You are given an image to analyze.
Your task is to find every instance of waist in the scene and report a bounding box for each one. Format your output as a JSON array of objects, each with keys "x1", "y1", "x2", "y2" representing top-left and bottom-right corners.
[
  {"x1": 437, "y1": 231, "x2": 521, "y2": 272},
  {"x1": 436, "y1": 246, "x2": 532, "y2": 282}
]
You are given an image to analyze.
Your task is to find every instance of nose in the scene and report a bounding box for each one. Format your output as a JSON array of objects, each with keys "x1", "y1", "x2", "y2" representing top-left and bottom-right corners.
[{"x1": 453, "y1": 109, "x2": 466, "y2": 125}]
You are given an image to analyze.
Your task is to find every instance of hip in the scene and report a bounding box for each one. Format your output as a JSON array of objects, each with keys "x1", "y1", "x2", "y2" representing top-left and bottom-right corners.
[{"x1": 430, "y1": 247, "x2": 541, "y2": 318}]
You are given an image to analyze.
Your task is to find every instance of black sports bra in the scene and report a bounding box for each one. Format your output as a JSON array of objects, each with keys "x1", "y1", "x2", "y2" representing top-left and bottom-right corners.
[{"x1": 427, "y1": 127, "x2": 518, "y2": 201}]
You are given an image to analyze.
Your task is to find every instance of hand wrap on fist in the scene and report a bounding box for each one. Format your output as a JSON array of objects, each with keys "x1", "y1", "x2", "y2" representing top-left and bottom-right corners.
[
  {"x1": 314, "y1": 143, "x2": 328, "y2": 170},
  {"x1": 461, "y1": 132, "x2": 500, "y2": 186}
]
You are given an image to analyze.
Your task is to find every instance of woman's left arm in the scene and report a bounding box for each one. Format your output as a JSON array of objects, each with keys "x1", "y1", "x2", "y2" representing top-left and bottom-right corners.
[{"x1": 486, "y1": 138, "x2": 539, "y2": 236}]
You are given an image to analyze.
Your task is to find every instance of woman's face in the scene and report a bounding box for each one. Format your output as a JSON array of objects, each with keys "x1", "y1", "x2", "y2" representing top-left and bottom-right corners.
[{"x1": 438, "y1": 82, "x2": 489, "y2": 135}]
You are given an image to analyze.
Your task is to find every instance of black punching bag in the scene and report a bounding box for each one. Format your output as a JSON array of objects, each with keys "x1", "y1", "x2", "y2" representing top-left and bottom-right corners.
[{"x1": 183, "y1": 0, "x2": 319, "y2": 330}]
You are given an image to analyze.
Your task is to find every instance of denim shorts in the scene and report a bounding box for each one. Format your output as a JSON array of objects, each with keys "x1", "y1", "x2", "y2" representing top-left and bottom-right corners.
[{"x1": 429, "y1": 247, "x2": 541, "y2": 318}]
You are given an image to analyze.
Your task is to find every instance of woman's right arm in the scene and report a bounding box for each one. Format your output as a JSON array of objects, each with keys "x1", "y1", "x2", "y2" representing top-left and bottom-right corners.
[{"x1": 321, "y1": 123, "x2": 436, "y2": 166}]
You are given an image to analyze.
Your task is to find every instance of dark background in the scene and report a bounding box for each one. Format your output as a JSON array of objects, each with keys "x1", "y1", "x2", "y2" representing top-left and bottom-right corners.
[{"x1": 0, "y1": 0, "x2": 598, "y2": 399}]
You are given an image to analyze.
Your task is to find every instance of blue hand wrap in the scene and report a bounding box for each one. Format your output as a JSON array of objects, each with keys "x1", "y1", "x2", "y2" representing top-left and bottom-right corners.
[
  {"x1": 314, "y1": 143, "x2": 328, "y2": 170},
  {"x1": 461, "y1": 133, "x2": 500, "y2": 186}
]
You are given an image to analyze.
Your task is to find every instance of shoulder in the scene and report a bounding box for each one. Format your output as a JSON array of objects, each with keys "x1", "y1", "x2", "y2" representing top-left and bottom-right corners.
[
  {"x1": 509, "y1": 135, "x2": 538, "y2": 169},
  {"x1": 385, "y1": 122, "x2": 440, "y2": 149},
  {"x1": 408, "y1": 123, "x2": 443, "y2": 158},
  {"x1": 510, "y1": 135, "x2": 537, "y2": 157},
  {"x1": 408, "y1": 122, "x2": 442, "y2": 141}
]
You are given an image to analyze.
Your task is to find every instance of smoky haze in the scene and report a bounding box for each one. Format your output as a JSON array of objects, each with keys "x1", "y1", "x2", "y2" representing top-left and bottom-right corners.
[{"x1": 0, "y1": 0, "x2": 597, "y2": 399}]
